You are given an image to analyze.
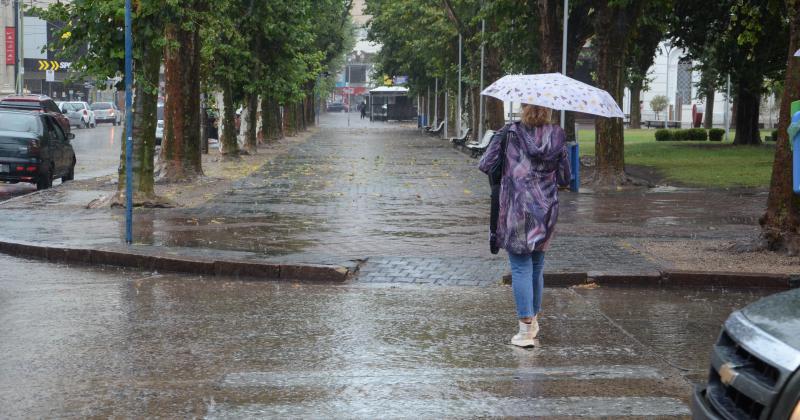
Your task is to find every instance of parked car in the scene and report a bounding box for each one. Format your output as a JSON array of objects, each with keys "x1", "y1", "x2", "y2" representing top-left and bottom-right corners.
[
  {"x1": 0, "y1": 94, "x2": 70, "y2": 135},
  {"x1": 90, "y1": 102, "x2": 122, "y2": 125},
  {"x1": 0, "y1": 110, "x2": 76, "y2": 190},
  {"x1": 692, "y1": 287, "x2": 800, "y2": 419},
  {"x1": 326, "y1": 102, "x2": 347, "y2": 112},
  {"x1": 155, "y1": 104, "x2": 164, "y2": 146},
  {"x1": 60, "y1": 101, "x2": 95, "y2": 128}
]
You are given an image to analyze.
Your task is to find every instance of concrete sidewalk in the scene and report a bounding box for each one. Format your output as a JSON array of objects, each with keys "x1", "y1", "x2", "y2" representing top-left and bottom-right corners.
[
  {"x1": 0, "y1": 112, "x2": 795, "y2": 285},
  {"x1": 1, "y1": 253, "x2": 775, "y2": 418}
]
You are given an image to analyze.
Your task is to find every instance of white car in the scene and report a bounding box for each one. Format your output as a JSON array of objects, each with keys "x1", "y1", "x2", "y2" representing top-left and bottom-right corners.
[
  {"x1": 61, "y1": 101, "x2": 96, "y2": 128},
  {"x1": 90, "y1": 102, "x2": 122, "y2": 125}
]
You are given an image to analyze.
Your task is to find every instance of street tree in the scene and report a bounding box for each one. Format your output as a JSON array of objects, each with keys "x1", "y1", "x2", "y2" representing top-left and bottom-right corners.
[
  {"x1": 592, "y1": 0, "x2": 646, "y2": 187},
  {"x1": 625, "y1": 9, "x2": 667, "y2": 129},
  {"x1": 35, "y1": 0, "x2": 164, "y2": 205},
  {"x1": 159, "y1": 1, "x2": 205, "y2": 181},
  {"x1": 761, "y1": 0, "x2": 800, "y2": 253},
  {"x1": 672, "y1": 0, "x2": 788, "y2": 145},
  {"x1": 650, "y1": 95, "x2": 668, "y2": 121}
]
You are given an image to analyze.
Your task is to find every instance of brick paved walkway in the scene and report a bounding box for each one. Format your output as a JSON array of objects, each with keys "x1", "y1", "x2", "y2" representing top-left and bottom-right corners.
[{"x1": 0, "y1": 113, "x2": 771, "y2": 284}]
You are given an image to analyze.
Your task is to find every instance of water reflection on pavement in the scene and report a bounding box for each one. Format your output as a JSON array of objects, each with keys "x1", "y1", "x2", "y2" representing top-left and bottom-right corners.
[{"x1": 0, "y1": 254, "x2": 771, "y2": 418}]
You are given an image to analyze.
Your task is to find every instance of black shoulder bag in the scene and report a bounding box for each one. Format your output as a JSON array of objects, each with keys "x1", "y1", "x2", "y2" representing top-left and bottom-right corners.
[{"x1": 488, "y1": 125, "x2": 511, "y2": 254}]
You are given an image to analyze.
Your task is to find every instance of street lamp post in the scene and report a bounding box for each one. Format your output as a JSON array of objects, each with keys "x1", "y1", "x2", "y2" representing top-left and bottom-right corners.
[
  {"x1": 124, "y1": 0, "x2": 133, "y2": 244},
  {"x1": 663, "y1": 43, "x2": 677, "y2": 129},
  {"x1": 478, "y1": 17, "x2": 485, "y2": 141},
  {"x1": 560, "y1": 0, "x2": 568, "y2": 129},
  {"x1": 347, "y1": 56, "x2": 351, "y2": 128},
  {"x1": 457, "y1": 34, "x2": 462, "y2": 138}
]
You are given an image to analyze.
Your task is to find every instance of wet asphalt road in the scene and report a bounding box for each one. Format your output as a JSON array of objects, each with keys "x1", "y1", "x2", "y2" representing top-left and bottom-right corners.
[
  {"x1": 0, "y1": 254, "x2": 773, "y2": 418},
  {"x1": 0, "y1": 123, "x2": 121, "y2": 201}
]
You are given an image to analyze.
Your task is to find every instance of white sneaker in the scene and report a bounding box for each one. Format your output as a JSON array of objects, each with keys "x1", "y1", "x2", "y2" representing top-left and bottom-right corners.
[{"x1": 510, "y1": 320, "x2": 539, "y2": 347}]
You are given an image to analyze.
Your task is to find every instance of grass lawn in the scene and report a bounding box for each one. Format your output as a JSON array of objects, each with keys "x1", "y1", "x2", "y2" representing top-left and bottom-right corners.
[{"x1": 576, "y1": 128, "x2": 776, "y2": 188}]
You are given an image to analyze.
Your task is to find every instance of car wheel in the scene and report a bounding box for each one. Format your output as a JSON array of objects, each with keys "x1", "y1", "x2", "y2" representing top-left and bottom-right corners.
[
  {"x1": 62, "y1": 159, "x2": 75, "y2": 182},
  {"x1": 36, "y1": 166, "x2": 53, "y2": 190}
]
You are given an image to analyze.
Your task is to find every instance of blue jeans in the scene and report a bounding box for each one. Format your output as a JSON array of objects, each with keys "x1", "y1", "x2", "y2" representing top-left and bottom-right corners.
[{"x1": 508, "y1": 251, "x2": 545, "y2": 319}]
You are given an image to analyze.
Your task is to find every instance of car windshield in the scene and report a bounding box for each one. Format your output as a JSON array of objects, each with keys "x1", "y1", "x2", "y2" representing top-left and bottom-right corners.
[
  {"x1": 0, "y1": 112, "x2": 41, "y2": 134},
  {"x1": 66, "y1": 102, "x2": 86, "y2": 110},
  {"x1": 62, "y1": 103, "x2": 82, "y2": 111},
  {"x1": 91, "y1": 103, "x2": 112, "y2": 110}
]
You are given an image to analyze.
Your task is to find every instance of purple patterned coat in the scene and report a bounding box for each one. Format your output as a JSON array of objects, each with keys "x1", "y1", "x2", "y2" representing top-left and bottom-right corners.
[{"x1": 478, "y1": 122, "x2": 571, "y2": 254}]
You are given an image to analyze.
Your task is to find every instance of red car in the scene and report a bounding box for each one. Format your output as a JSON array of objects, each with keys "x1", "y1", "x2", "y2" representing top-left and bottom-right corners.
[{"x1": 0, "y1": 95, "x2": 71, "y2": 135}]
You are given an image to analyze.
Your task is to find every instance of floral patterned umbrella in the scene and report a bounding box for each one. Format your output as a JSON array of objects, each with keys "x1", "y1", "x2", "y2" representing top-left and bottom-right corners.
[{"x1": 481, "y1": 73, "x2": 624, "y2": 118}]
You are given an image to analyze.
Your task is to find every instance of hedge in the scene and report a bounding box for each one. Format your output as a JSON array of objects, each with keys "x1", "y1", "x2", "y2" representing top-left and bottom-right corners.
[
  {"x1": 709, "y1": 128, "x2": 725, "y2": 141},
  {"x1": 654, "y1": 128, "x2": 709, "y2": 142}
]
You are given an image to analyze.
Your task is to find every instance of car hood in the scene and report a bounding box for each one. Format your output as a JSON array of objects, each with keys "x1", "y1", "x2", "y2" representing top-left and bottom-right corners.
[{"x1": 742, "y1": 287, "x2": 800, "y2": 352}]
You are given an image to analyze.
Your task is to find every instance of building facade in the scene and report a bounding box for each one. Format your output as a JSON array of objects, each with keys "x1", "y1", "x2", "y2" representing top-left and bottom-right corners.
[{"x1": 0, "y1": 0, "x2": 92, "y2": 101}]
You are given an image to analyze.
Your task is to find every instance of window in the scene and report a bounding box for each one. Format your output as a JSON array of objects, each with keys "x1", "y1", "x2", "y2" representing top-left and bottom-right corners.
[{"x1": 45, "y1": 100, "x2": 61, "y2": 114}]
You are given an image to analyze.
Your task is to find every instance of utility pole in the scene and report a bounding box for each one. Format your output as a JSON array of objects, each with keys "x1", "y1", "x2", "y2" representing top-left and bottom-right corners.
[
  {"x1": 347, "y1": 57, "x2": 351, "y2": 128},
  {"x1": 124, "y1": 0, "x2": 133, "y2": 244},
  {"x1": 434, "y1": 77, "x2": 438, "y2": 126},
  {"x1": 560, "y1": 0, "x2": 568, "y2": 129},
  {"x1": 724, "y1": 74, "x2": 731, "y2": 142},
  {"x1": 457, "y1": 34, "x2": 462, "y2": 138},
  {"x1": 15, "y1": 0, "x2": 24, "y2": 94},
  {"x1": 478, "y1": 17, "x2": 485, "y2": 141}
]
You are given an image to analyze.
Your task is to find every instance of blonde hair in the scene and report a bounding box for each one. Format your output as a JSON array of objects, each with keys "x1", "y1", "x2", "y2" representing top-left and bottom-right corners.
[{"x1": 520, "y1": 104, "x2": 553, "y2": 127}]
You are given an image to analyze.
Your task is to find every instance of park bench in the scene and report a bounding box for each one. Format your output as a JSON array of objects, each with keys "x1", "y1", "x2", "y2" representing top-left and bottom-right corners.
[
  {"x1": 466, "y1": 129, "x2": 496, "y2": 157},
  {"x1": 645, "y1": 120, "x2": 680, "y2": 128},
  {"x1": 426, "y1": 121, "x2": 445, "y2": 136},
  {"x1": 449, "y1": 128, "x2": 472, "y2": 145}
]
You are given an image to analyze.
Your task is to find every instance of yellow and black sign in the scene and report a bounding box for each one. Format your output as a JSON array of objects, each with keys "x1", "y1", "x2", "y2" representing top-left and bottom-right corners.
[{"x1": 38, "y1": 60, "x2": 60, "y2": 71}]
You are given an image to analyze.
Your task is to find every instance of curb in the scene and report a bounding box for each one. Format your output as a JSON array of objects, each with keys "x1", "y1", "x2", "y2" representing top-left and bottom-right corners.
[
  {"x1": 0, "y1": 240, "x2": 355, "y2": 283},
  {"x1": 501, "y1": 270, "x2": 797, "y2": 290}
]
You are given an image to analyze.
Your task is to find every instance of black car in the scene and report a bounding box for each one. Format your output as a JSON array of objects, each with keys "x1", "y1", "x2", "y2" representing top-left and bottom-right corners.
[
  {"x1": 693, "y1": 287, "x2": 800, "y2": 419},
  {"x1": 0, "y1": 110, "x2": 76, "y2": 190},
  {"x1": 326, "y1": 102, "x2": 347, "y2": 112}
]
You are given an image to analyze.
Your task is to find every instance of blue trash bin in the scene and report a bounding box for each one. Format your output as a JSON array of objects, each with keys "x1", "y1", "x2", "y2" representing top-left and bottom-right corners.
[
  {"x1": 567, "y1": 141, "x2": 580, "y2": 192},
  {"x1": 790, "y1": 109, "x2": 800, "y2": 193}
]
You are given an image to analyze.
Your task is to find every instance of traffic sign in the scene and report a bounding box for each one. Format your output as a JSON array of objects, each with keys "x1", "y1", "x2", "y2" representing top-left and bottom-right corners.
[{"x1": 46, "y1": 70, "x2": 54, "y2": 82}]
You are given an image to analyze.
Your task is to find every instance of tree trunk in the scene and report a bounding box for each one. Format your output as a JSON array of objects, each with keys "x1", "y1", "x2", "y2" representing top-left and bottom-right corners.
[
  {"x1": 704, "y1": 89, "x2": 715, "y2": 129},
  {"x1": 117, "y1": 44, "x2": 160, "y2": 203},
  {"x1": 761, "y1": 0, "x2": 800, "y2": 253},
  {"x1": 243, "y1": 94, "x2": 259, "y2": 154},
  {"x1": 593, "y1": 1, "x2": 643, "y2": 188},
  {"x1": 284, "y1": 102, "x2": 297, "y2": 136},
  {"x1": 483, "y1": 37, "x2": 506, "y2": 131},
  {"x1": 537, "y1": 0, "x2": 562, "y2": 73},
  {"x1": 159, "y1": 22, "x2": 203, "y2": 180},
  {"x1": 220, "y1": 82, "x2": 239, "y2": 155},
  {"x1": 261, "y1": 97, "x2": 281, "y2": 140},
  {"x1": 629, "y1": 80, "x2": 642, "y2": 129},
  {"x1": 733, "y1": 78, "x2": 763, "y2": 145}
]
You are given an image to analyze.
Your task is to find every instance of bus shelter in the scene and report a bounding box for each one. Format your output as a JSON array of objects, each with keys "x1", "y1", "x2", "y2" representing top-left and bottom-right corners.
[{"x1": 368, "y1": 86, "x2": 417, "y2": 122}]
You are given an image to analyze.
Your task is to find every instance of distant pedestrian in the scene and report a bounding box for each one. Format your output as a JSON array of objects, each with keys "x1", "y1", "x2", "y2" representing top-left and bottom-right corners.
[
  {"x1": 478, "y1": 104, "x2": 571, "y2": 348},
  {"x1": 360, "y1": 101, "x2": 367, "y2": 119}
]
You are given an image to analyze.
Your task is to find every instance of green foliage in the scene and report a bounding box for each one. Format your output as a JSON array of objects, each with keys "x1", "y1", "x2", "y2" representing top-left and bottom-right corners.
[
  {"x1": 655, "y1": 128, "x2": 708, "y2": 141},
  {"x1": 650, "y1": 95, "x2": 668, "y2": 118},
  {"x1": 688, "y1": 128, "x2": 708, "y2": 141},
  {"x1": 709, "y1": 128, "x2": 725, "y2": 141},
  {"x1": 655, "y1": 129, "x2": 672, "y2": 141}
]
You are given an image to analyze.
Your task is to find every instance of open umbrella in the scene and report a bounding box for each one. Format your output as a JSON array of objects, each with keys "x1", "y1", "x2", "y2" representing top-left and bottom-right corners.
[
  {"x1": 481, "y1": 73, "x2": 624, "y2": 118},
  {"x1": 795, "y1": 48, "x2": 800, "y2": 57}
]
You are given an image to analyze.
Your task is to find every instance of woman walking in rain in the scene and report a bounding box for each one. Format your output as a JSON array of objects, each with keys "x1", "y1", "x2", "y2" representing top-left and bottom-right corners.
[{"x1": 478, "y1": 104, "x2": 571, "y2": 348}]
